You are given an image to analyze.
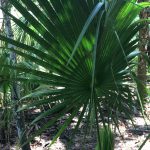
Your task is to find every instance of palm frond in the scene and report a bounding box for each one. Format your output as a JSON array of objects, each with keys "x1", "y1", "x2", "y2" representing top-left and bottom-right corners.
[{"x1": 0, "y1": 0, "x2": 149, "y2": 147}]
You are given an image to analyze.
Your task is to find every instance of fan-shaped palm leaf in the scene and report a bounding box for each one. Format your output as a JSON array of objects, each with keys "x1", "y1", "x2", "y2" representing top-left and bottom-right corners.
[{"x1": 0, "y1": 0, "x2": 149, "y2": 147}]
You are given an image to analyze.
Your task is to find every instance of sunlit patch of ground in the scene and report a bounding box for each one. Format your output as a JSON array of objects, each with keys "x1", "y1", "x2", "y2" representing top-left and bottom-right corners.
[
  {"x1": 1, "y1": 103, "x2": 150, "y2": 150},
  {"x1": 115, "y1": 103, "x2": 150, "y2": 150},
  {"x1": 31, "y1": 138, "x2": 66, "y2": 150}
]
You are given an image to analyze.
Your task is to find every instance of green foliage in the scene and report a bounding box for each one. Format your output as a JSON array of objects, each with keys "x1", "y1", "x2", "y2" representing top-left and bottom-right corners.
[
  {"x1": 95, "y1": 126, "x2": 114, "y2": 150},
  {"x1": 0, "y1": 0, "x2": 149, "y2": 147}
]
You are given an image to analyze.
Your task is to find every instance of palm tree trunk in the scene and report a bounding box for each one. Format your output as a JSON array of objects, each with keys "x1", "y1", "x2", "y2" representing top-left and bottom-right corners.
[
  {"x1": 1, "y1": 0, "x2": 31, "y2": 149},
  {"x1": 137, "y1": 0, "x2": 149, "y2": 103}
]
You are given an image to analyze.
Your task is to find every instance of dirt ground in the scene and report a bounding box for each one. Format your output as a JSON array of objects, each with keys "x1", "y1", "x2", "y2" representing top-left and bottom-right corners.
[{"x1": 1, "y1": 104, "x2": 150, "y2": 150}]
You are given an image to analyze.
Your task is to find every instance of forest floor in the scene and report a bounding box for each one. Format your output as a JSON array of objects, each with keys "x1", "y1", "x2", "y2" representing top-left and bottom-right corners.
[{"x1": 0, "y1": 104, "x2": 150, "y2": 150}]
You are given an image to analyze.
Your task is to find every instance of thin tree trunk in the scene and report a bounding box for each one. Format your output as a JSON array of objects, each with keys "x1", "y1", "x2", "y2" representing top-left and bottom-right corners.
[
  {"x1": 0, "y1": 124, "x2": 6, "y2": 144},
  {"x1": 1, "y1": 0, "x2": 31, "y2": 149},
  {"x1": 137, "y1": 0, "x2": 149, "y2": 103}
]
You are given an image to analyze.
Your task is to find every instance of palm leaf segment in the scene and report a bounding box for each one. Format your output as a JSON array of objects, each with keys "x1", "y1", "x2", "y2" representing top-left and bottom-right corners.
[{"x1": 0, "y1": 0, "x2": 149, "y2": 144}]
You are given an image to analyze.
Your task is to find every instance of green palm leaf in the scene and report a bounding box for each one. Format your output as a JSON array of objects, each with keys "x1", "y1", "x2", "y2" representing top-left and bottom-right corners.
[{"x1": 0, "y1": 0, "x2": 149, "y2": 148}]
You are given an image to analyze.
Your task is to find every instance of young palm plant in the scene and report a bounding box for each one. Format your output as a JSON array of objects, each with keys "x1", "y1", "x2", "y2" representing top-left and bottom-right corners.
[
  {"x1": 0, "y1": 0, "x2": 149, "y2": 148},
  {"x1": 95, "y1": 126, "x2": 114, "y2": 150}
]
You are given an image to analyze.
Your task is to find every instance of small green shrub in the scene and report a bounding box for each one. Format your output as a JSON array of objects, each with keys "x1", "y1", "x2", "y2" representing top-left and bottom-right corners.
[{"x1": 95, "y1": 126, "x2": 114, "y2": 150}]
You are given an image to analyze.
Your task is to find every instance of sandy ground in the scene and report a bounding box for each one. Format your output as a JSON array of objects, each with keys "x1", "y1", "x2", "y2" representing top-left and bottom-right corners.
[{"x1": 1, "y1": 104, "x2": 150, "y2": 150}]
